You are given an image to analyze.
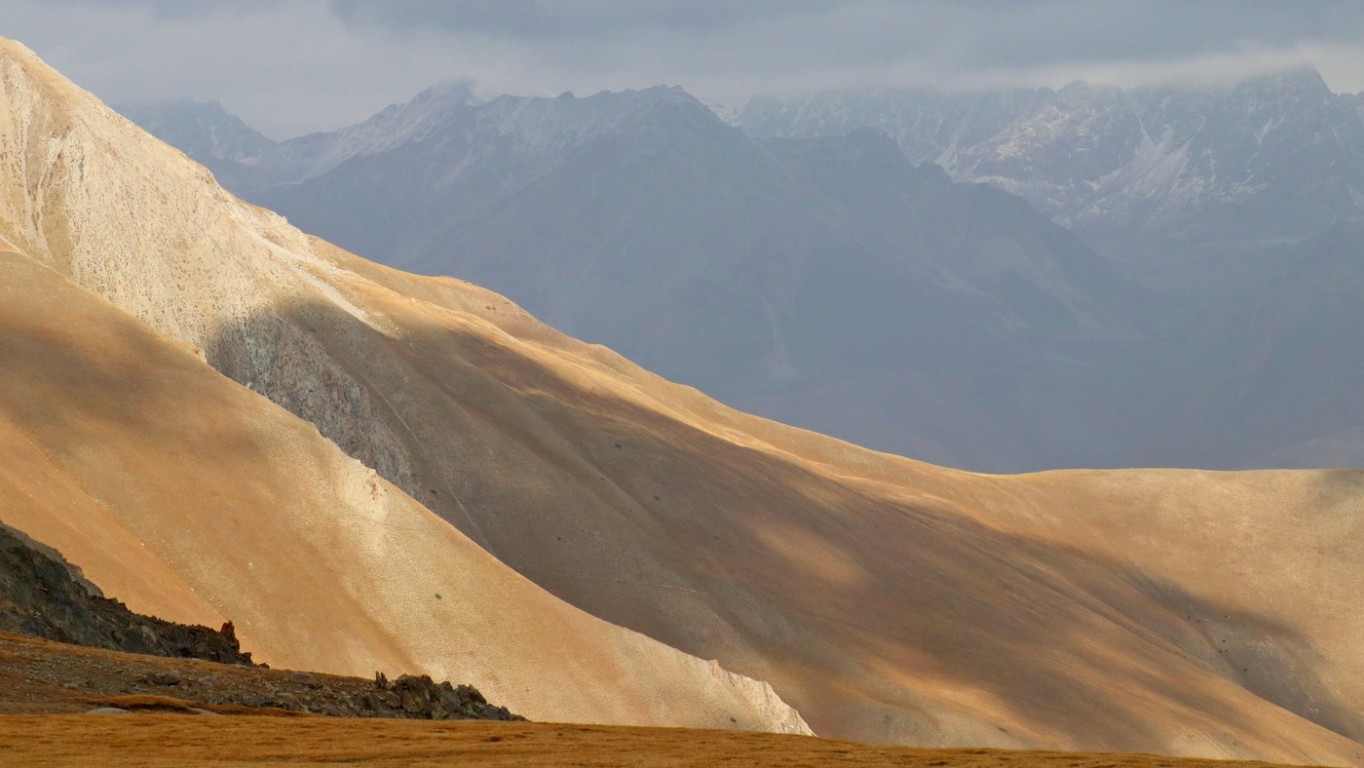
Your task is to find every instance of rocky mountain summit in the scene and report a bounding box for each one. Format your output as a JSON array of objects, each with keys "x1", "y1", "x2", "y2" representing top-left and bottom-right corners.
[
  {"x1": 729, "y1": 69, "x2": 1364, "y2": 469},
  {"x1": 119, "y1": 99, "x2": 274, "y2": 192}
]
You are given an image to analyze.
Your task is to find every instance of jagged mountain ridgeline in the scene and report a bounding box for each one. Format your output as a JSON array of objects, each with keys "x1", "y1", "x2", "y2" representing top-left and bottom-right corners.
[
  {"x1": 736, "y1": 70, "x2": 1364, "y2": 296},
  {"x1": 126, "y1": 71, "x2": 1364, "y2": 472},
  {"x1": 5, "y1": 36, "x2": 1364, "y2": 767}
]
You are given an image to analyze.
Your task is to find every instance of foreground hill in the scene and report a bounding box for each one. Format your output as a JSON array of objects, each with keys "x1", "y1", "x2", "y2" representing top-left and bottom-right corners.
[
  {"x1": 0, "y1": 630, "x2": 516, "y2": 719},
  {"x1": 3, "y1": 36, "x2": 1363, "y2": 765},
  {"x1": 3, "y1": 716, "x2": 1323, "y2": 768},
  {"x1": 0, "y1": 247, "x2": 806, "y2": 733}
]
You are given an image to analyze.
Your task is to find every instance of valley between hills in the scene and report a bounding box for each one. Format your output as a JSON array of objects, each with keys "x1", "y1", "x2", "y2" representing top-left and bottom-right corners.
[{"x1": 1, "y1": 32, "x2": 1363, "y2": 768}]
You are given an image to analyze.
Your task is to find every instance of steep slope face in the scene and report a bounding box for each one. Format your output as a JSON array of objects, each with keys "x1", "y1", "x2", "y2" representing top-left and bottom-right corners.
[
  {"x1": 5, "y1": 37, "x2": 1364, "y2": 765},
  {"x1": 0, "y1": 43, "x2": 809, "y2": 736},
  {"x1": 0, "y1": 249, "x2": 809, "y2": 734},
  {"x1": 128, "y1": 87, "x2": 1142, "y2": 472}
]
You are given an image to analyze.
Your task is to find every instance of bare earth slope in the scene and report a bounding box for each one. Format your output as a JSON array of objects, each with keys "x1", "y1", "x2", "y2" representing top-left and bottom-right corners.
[
  {"x1": 0, "y1": 36, "x2": 1361, "y2": 765},
  {"x1": 0, "y1": 247, "x2": 808, "y2": 733}
]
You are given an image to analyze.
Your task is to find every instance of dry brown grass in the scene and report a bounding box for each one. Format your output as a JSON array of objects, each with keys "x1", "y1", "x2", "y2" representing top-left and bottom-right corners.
[
  {"x1": 0, "y1": 633, "x2": 1311, "y2": 768},
  {"x1": 90, "y1": 695, "x2": 308, "y2": 717},
  {"x1": 0, "y1": 715, "x2": 1312, "y2": 768}
]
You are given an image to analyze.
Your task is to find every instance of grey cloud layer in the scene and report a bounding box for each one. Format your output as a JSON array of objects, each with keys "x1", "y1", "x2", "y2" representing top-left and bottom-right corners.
[
  {"x1": 329, "y1": 0, "x2": 836, "y2": 38},
  {"x1": 327, "y1": 0, "x2": 1364, "y2": 67},
  {"x1": 6, "y1": 0, "x2": 1364, "y2": 137}
]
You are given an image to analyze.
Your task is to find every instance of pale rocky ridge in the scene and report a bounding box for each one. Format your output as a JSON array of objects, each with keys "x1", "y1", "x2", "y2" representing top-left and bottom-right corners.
[
  {"x1": 0, "y1": 38, "x2": 810, "y2": 736},
  {"x1": 4, "y1": 36, "x2": 1364, "y2": 766}
]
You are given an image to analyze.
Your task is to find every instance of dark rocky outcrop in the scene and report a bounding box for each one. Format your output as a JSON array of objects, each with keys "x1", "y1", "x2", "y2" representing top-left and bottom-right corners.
[
  {"x1": 143, "y1": 670, "x2": 524, "y2": 720},
  {"x1": 381, "y1": 672, "x2": 521, "y2": 721},
  {"x1": 0, "y1": 520, "x2": 523, "y2": 721},
  {"x1": 0, "y1": 520, "x2": 253, "y2": 665}
]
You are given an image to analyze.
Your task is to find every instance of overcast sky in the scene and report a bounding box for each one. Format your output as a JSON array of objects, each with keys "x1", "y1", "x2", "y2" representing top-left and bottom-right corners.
[{"x1": 5, "y1": 0, "x2": 1364, "y2": 139}]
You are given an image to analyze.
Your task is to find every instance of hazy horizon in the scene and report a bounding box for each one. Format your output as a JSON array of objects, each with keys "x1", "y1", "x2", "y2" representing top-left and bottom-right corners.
[{"x1": 6, "y1": 0, "x2": 1364, "y2": 139}]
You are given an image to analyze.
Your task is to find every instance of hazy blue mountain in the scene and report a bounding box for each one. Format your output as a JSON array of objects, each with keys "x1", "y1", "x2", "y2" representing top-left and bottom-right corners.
[
  {"x1": 736, "y1": 69, "x2": 1364, "y2": 297},
  {"x1": 117, "y1": 99, "x2": 276, "y2": 191},
  {"x1": 730, "y1": 71, "x2": 1364, "y2": 470},
  {"x1": 122, "y1": 79, "x2": 1364, "y2": 471}
]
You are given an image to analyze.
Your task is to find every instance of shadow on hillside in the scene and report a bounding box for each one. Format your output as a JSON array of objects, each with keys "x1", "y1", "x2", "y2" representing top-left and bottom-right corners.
[{"x1": 203, "y1": 296, "x2": 1364, "y2": 754}]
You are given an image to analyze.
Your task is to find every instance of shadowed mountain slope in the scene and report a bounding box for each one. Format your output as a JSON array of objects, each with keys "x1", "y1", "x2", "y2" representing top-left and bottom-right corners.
[
  {"x1": 3, "y1": 37, "x2": 1364, "y2": 766},
  {"x1": 117, "y1": 99, "x2": 273, "y2": 193},
  {"x1": 0, "y1": 248, "x2": 809, "y2": 734}
]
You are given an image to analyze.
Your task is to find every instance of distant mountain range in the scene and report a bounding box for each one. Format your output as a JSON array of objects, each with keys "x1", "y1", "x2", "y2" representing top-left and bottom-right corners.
[
  {"x1": 121, "y1": 69, "x2": 1364, "y2": 472},
  {"x1": 735, "y1": 69, "x2": 1364, "y2": 296}
]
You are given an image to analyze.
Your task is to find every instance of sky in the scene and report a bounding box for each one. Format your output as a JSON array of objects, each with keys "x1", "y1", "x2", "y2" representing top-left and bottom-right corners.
[{"x1": 5, "y1": 0, "x2": 1364, "y2": 139}]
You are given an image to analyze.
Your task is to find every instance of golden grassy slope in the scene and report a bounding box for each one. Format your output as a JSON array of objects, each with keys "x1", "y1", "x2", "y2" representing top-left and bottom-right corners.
[
  {"x1": 0, "y1": 34, "x2": 1361, "y2": 766},
  {"x1": 0, "y1": 632, "x2": 1324, "y2": 768},
  {"x1": 1, "y1": 715, "x2": 1326, "y2": 768}
]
